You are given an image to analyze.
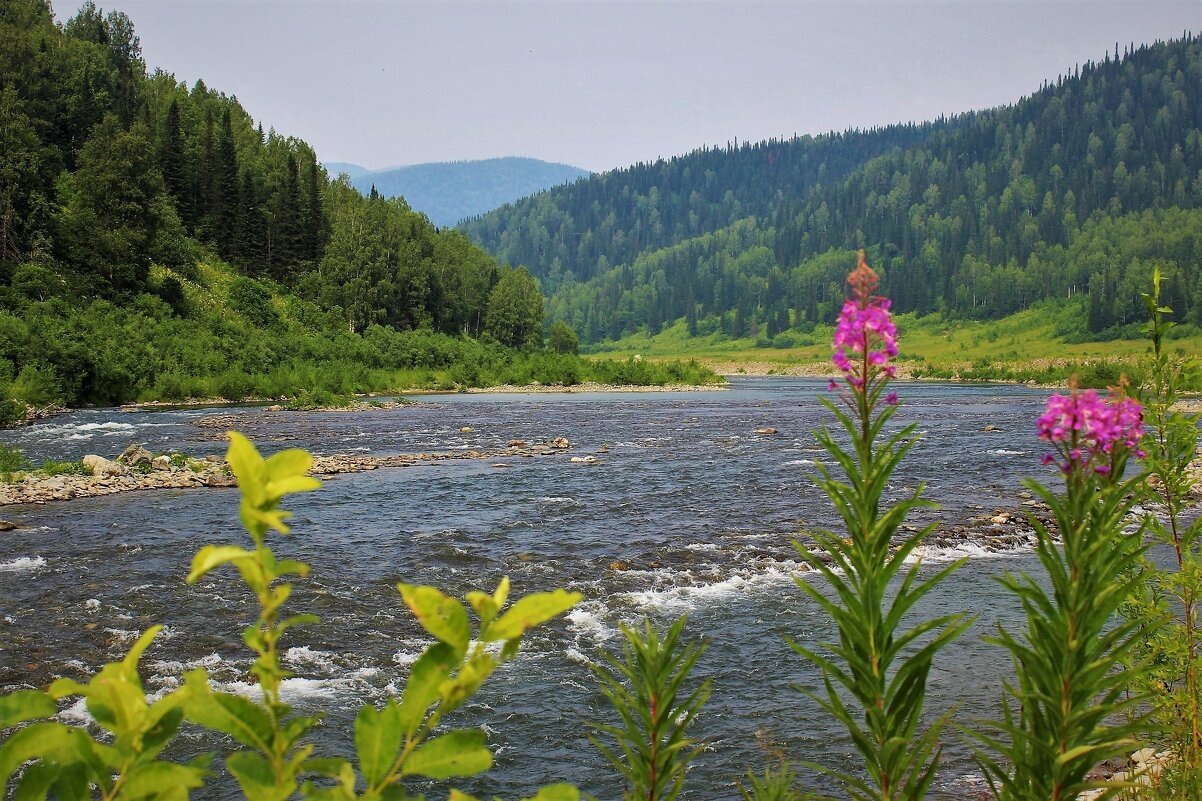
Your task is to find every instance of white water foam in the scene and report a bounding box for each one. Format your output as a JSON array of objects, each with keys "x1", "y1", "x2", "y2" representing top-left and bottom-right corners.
[
  {"x1": 623, "y1": 563, "x2": 802, "y2": 613},
  {"x1": 905, "y1": 539, "x2": 1032, "y2": 563},
  {"x1": 986, "y1": 448, "x2": 1026, "y2": 456},
  {"x1": 0, "y1": 556, "x2": 46, "y2": 573},
  {"x1": 566, "y1": 603, "x2": 619, "y2": 642},
  {"x1": 283, "y1": 646, "x2": 341, "y2": 672},
  {"x1": 27, "y1": 421, "x2": 136, "y2": 438}
]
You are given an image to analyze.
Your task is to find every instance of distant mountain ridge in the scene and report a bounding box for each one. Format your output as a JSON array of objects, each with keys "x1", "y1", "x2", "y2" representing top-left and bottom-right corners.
[{"x1": 327, "y1": 157, "x2": 590, "y2": 227}]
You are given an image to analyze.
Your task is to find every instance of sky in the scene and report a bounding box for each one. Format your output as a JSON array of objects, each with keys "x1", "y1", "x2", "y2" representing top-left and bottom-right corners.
[{"x1": 80, "y1": 0, "x2": 1200, "y2": 174}]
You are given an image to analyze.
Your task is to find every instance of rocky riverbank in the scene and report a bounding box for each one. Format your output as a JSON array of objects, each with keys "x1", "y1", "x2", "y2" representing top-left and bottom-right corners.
[{"x1": 0, "y1": 439, "x2": 579, "y2": 507}]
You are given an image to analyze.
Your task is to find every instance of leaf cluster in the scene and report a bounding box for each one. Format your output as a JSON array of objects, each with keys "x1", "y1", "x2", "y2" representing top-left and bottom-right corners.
[
  {"x1": 792, "y1": 397, "x2": 970, "y2": 801},
  {"x1": 588, "y1": 617, "x2": 712, "y2": 801}
]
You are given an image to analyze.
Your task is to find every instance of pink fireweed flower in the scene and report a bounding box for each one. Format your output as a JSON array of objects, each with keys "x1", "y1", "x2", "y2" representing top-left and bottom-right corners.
[
  {"x1": 830, "y1": 250, "x2": 899, "y2": 397},
  {"x1": 1036, "y1": 383, "x2": 1144, "y2": 475}
]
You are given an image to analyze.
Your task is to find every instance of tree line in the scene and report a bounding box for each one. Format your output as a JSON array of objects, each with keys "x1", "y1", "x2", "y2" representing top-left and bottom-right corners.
[
  {"x1": 0, "y1": 0, "x2": 550, "y2": 411},
  {"x1": 464, "y1": 35, "x2": 1202, "y2": 341}
]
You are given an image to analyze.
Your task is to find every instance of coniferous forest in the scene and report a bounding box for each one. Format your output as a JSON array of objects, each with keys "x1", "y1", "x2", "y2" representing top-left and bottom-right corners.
[
  {"x1": 462, "y1": 35, "x2": 1202, "y2": 345},
  {"x1": 0, "y1": 0, "x2": 643, "y2": 419}
]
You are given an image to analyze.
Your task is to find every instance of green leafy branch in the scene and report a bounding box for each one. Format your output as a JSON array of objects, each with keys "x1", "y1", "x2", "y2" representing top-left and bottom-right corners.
[
  {"x1": 589, "y1": 616, "x2": 712, "y2": 801},
  {"x1": 792, "y1": 396, "x2": 971, "y2": 801}
]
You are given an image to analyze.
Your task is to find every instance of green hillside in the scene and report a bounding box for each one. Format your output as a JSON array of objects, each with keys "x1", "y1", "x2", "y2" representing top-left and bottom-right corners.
[
  {"x1": 0, "y1": 1, "x2": 708, "y2": 421},
  {"x1": 463, "y1": 36, "x2": 1202, "y2": 347}
]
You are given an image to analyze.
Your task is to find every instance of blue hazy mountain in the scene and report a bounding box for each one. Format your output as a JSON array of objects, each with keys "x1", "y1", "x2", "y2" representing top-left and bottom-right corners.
[
  {"x1": 333, "y1": 156, "x2": 590, "y2": 227},
  {"x1": 323, "y1": 161, "x2": 372, "y2": 180}
]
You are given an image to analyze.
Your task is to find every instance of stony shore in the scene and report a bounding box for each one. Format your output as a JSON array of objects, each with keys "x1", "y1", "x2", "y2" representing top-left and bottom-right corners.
[
  {"x1": 460, "y1": 381, "x2": 727, "y2": 394},
  {"x1": 0, "y1": 438, "x2": 579, "y2": 508}
]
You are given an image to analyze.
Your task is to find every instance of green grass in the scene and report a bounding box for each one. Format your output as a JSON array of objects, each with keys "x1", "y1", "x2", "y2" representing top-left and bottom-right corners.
[{"x1": 586, "y1": 300, "x2": 1202, "y2": 388}]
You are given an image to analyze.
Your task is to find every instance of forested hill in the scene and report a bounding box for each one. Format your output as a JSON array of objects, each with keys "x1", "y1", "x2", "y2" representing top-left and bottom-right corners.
[
  {"x1": 0, "y1": 0, "x2": 549, "y2": 413},
  {"x1": 463, "y1": 35, "x2": 1202, "y2": 343},
  {"x1": 343, "y1": 157, "x2": 591, "y2": 228}
]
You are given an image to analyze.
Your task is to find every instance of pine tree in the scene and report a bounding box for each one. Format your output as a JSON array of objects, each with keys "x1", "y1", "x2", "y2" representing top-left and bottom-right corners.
[
  {"x1": 158, "y1": 97, "x2": 188, "y2": 221},
  {"x1": 268, "y1": 152, "x2": 303, "y2": 277},
  {"x1": 212, "y1": 106, "x2": 239, "y2": 260}
]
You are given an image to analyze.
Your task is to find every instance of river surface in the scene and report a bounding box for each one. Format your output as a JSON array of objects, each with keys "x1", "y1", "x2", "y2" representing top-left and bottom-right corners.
[{"x1": 1, "y1": 378, "x2": 1072, "y2": 799}]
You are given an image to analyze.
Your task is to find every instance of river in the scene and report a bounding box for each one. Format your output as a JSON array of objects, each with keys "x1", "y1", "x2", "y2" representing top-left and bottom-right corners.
[{"x1": 1, "y1": 378, "x2": 1069, "y2": 799}]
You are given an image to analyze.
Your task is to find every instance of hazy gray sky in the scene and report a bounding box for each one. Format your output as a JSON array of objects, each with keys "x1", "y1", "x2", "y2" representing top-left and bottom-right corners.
[{"x1": 82, "y1": 1, "x2": 1199, "y2": 173}]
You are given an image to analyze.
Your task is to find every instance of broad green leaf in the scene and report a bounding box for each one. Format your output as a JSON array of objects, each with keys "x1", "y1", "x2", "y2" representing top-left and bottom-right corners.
[
  {"x1": 355, "y1": 700, "x2": 404, "y2": 787},
  {"x1": 399, "y1": 643, "x2": 455, "y2": 736},
  {"x1": 118, "y1": 761, "x2": 208, "y2": 800},
  {"x1": 186, "y1": 545, "x2": 256, "y2": 584},
  {"x1": 0, "y1": 690, "x2": 55, "y2": 728},
  {"x1": 400, "y1": 729, "x2": 492, "y2": 779},
  {"x1": 300, "y1": 757, "x2": 352, "y2": 778},
  {"x1": 464, "y1": 592, "x2": 497, "y2": 624},
  {"x1": 70, "y1": 661, "x2": 151, "y2": 739},
  {"x1": 12, "y1": 762, "x2": 58, "y2": 801},
  {"x1": 521, "y1": 784, "x2": 580, "y2": 801},
  {"x1": 0, "y1": 722, "x2": 71, "y2": 788},
  {"x1": 183, "y1": 672, "x2": 273, "y2": 752},
  {"x1": 46, "y1": 679, "x2": 87, "y2": 700},
  {"x1": 264, "y1": 448, "x2": 313, "y2": 481},
  {"x1": 466, "y1": 577, "x2": 511, "y2": 625},
  {"x1": 50, "y1": 763, "x2": 88, "y2": 801},
  {"x1": 265, "y1": 475, "x2": 322, "y2": 500},
  {"x1": 484, "y1": 590, "x2": 582, "y2": 642},
  {"x1": 226, "y1": 432, "x2": 267, "y2": 507},
  {"x1": 141, "y1": 705, "x2": 185, "y2": 759},
  {"x1": 397, "y1": 585, "x2": 470, "y2": 659},
  {"x1": 448, "y1": 790, "x2": 481, "y2": 801},
  {"x1": 438, "y1": 653, "x2": 496, "y2": 714},
  {"x1": 226, "y1": 751, "x2": 293, "y2": 801}
]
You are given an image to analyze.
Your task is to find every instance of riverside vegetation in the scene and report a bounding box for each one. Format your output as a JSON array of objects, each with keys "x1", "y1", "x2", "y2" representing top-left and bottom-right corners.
[
  {"x1": 0, "y1": 2, "x2": 717, "y2": 427},
  {"x1": 2, "y1": 257, "x2": 1200, "y2": 800}
]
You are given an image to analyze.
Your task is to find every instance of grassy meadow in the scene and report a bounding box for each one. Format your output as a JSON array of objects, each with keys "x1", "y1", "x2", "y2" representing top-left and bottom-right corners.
[{"x1": 585, "y1": 298, "x2": 1202, "y2": 388}]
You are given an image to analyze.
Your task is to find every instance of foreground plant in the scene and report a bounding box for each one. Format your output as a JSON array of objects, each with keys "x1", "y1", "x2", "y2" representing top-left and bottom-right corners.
[
  {"x1": 0, "y1": 432, "x2": 582, "y2": 801},
  {"x1": 974, "y1": 383, "x2": 1150, "y2": 800},
  {"x1": 589, "y1": 616, "x2": 711, "y2": 801},
  {"x1": 793, "y1": 250, "x2": 970, "y2": 800},
  {"x1": 1118, "y1": 270, "x2": 1202, "y2": 798}
]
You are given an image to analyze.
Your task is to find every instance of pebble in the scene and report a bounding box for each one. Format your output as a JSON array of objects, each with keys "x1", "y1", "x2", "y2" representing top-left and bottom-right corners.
[{"x1": 2, "y1": 441, "x2": 573, "y2": 506}]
